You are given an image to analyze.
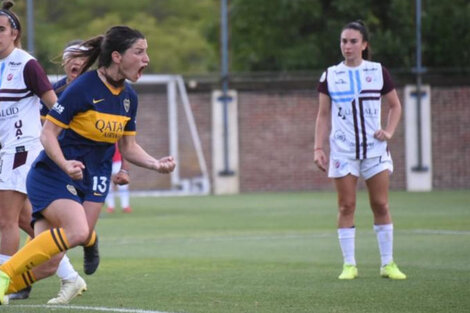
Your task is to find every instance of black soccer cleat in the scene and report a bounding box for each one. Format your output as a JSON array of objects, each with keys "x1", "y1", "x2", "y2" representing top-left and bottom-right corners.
[
  {"x1": 83, "y1": 236, "x2": 100, "y2": 275},
  {"x1": 8, "y1": 286, "x2": 32, "y2": 300}
]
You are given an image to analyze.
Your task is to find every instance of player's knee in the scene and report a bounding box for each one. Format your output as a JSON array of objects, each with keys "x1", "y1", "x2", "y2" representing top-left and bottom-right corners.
[
  {"x1": 371, "y1": 201, "x2": 389, "y2": 217},
  {"x1": 65, "y1": 226, "x2": 90, "y2": 247},
  {"x1": 338, "y1": 201, "x2": 356, "y2": 216},
  {"x1": 0, "y1": 218, "x2": 18, "y2": 230}
]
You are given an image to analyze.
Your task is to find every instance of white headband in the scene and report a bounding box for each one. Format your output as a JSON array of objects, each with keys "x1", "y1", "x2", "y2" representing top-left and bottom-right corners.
[{"x1": 62, "y1": 44, "x2": 89, "y2": 60}]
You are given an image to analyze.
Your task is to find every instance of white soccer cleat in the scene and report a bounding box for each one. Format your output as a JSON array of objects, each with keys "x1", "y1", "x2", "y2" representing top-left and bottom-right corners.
[{"x1": 47, "y1": 275, "x2": 87, "y2": 304}]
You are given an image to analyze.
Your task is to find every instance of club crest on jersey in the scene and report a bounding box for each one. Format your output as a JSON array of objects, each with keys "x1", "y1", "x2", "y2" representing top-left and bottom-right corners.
[
  {"x1": 66, "y1": 184, "x2": 77, "y2": 196},
  {"x1": 123, "y1": 99, "x2": 130, "y2": 112}
]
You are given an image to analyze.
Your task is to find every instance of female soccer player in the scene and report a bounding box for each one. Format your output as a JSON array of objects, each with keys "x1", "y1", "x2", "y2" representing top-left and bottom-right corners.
[
  {"x1": 314, "y1": 20, "x2": 406, "y2": 280},
  {"x1": 0, "y1": 0, "x2": 76, "y2": 303},
  {"x1": 0, "y1": 25, "x2": 176, "y2": 303}
]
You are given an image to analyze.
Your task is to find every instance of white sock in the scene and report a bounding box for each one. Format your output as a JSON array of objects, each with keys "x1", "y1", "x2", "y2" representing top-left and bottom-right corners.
[
  {"x1": 0, "y1": 254, "x2": 10, "y2": 264},
  {"x1": 105, "y1": 187, "x2": 115, "y2": 208},
  {"x1": 374, "y1": 223, "x2": 394, "y2": 267},
  {"x1": 338, "y1": 227, "x2": 356, "y2": 266},
  {"x1": 56, "y1": 254, "x2": 79, "y2": 281},
  {"x1": 118, "y1": 184, "x2": 130, "y2": 208}
]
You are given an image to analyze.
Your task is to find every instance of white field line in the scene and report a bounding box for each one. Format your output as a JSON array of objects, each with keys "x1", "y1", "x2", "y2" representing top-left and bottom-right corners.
[
  {"x1": 12, "y1": 304, "x2": 183, "y2": 313},
  {"x1": 407, "y1": 229, "x2": 470, "y2": 236},
  {"x1": 104, "y1": 229, "x2": 470, "y2": 245}
]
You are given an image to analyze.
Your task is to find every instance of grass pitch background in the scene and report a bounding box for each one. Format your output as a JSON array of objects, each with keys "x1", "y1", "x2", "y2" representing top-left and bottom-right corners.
[{"x1": 4, "y1": 191, "x2": 470, "y2": 313}]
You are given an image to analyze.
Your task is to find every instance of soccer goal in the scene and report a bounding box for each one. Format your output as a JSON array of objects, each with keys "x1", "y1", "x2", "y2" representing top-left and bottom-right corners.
[{"x1": 131, "y1": 74, "x2": 211, "y2": 196}]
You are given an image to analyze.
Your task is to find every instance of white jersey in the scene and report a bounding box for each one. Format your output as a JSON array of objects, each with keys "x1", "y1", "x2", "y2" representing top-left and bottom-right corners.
[
  {"x1": 318, "y1": 60, "x2": 395, "y2": 159},
  {"x1": 0, "y1": 48, "x2": 51, "y2": 153}
]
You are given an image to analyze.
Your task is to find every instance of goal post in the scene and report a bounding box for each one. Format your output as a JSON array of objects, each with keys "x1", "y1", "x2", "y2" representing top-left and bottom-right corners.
[{"x1": 131, "y1": 74, "x2": 211, "y2": 196}]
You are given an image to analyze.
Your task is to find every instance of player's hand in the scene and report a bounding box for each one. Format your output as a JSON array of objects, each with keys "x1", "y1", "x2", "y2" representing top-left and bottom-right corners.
[
  {"x1": 113, "y1": 169, "x2": 130, "y2": 185},
  {"x1": 63, "y1": 160, "x2": 85, "y2": 180},
  {"x1": 314, "y1": 149, "x2": 328, "y2": 172},
  {"x1": 374, "y1": 129, "x2": 392, "y2": 141},
  {"x1": 155, "y1": 156, "x2": 176, "y2": 174}
]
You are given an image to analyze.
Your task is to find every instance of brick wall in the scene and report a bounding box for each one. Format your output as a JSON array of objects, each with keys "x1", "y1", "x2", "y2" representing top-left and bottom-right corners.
[{"x1": 130, "y1": 83, "x2": 470, "y2": 192}]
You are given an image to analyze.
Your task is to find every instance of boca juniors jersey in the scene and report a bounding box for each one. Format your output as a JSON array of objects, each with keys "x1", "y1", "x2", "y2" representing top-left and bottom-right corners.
[
  {"x1": 35, "y1": 70, "x2": 138, "y2": 196},
  {"x1": 317, "y1": 60, "x2": 394, "y2": 160}
]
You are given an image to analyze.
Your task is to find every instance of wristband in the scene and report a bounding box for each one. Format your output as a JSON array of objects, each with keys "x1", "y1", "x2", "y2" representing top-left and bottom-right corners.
[{"x1": 119, "y1": 169, "x2": 129, "y2": 174}]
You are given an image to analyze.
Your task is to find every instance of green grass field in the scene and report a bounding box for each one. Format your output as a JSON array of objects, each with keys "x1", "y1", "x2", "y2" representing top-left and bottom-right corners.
[{"x1": 3, "y1": 190, "x2": 470, "y2": 313}]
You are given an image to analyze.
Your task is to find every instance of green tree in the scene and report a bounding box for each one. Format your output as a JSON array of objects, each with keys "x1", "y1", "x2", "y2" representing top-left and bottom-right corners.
[
  {"x1": 16, "y1": 0, "x2": 218, "y2": 74},
  {"x1": 11, "y1": 0, "x2": 470, "y2": 74}
]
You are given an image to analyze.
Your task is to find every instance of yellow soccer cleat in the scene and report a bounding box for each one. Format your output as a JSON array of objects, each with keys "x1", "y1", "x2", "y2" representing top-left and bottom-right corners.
[
  {"x1": 380, "y1": 262, "x2": 407, "y2": 280},
  {"x1": 0, "y1": 271, "x2": 10, "y2": 305},
  {"x1": 338, "y1": 264, "x2": 358, "y2": 280}
]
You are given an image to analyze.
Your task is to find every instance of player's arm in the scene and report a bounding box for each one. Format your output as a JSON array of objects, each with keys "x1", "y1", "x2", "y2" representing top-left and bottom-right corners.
[
  {"x1": 118, "y1": 135, "x2": 176, "y2": 174},
  {"x1": 40, "y1": 120, "x2": 84, "y2": 180},
  {"x1": 314, "y1": 93, "x2": 331, "y2": 172},
  {"x1": 374, "y1": 89, "x2": 402, "y2": 141},
  {"x1": 24, "y1": 59, "x2": 57, "y2": 109},
  {"x1": 40, "y1": 90, "x2": 58, "y2": 110}
]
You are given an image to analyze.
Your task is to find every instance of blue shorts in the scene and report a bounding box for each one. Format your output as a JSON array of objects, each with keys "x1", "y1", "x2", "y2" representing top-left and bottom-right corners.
[{"x1": 27, "y1": 162, "x2": 110, "y2": 224}]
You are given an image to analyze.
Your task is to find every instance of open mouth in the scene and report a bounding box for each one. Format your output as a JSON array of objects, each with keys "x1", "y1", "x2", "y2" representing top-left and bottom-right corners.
[
  {"x1": 137, "y1": 66, "x2": 146, "y2": 77},
  {"x1": 70, "y1": 66, "x2": 80, "y2": 75}
]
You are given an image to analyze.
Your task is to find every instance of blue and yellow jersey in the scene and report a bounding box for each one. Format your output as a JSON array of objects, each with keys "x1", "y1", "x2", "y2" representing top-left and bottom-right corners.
[{"x1": 34, "y1": 70, "x2": 138, "y2": 199}]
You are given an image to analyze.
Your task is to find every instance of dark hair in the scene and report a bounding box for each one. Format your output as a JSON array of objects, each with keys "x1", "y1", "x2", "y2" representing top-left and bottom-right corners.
[
  {"x1": 70, "y1": 25, "x2": 145, "y2": 75},
  {"x1": 342, "y1": 20, "x2": 370, "y2": 60},
  {"x1": 0, "y1": 0, "x2": 21, "y2": 47}
]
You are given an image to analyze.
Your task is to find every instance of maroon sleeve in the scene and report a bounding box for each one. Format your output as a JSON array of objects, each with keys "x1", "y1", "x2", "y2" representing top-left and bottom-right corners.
[
  {"x1": 23, "y1": 59, "x2": 53, "y2": 97},
  {"x1": 381, "y1": 66, "x2": 395, "y2": 95},
  {"x1": 317, "y1": 70, "x2": 329, "y2": 95}
]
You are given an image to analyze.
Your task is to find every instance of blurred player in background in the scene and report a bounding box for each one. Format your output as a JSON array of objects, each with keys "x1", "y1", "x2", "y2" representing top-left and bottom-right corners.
[
  {"x1": 105, "y1": 143, "x2": 133, "y2": 213},
  {"x1": 314, "y1": 20, "x2": 406, "y2": 280},
  {"x1": 0, "y1": 25, "x2": 176, "y2": 304},
  {"x1": 40, "y1": 39, "x2": 88, "y2": 121}
]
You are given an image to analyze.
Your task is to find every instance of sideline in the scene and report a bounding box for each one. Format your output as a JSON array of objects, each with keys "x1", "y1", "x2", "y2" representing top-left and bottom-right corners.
[{"x1": 10, "y1": 304, "x2": 183, "y2": 313}]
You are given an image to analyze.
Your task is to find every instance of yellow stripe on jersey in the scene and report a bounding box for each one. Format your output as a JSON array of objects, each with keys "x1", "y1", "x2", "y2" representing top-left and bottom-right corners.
[
  {"x1": 102, "y1": 81, "x2": 125, "y2": 96},
  {"x1": 123, "y1": 130, "x2": 137, "y2": 136},
  {"x1": 46, "y1": 115, "x2": 70, "y2": 129},
  {"x1": 69, "y1": 110, "x2": 131, "y2": 143},
  {"x1": 46, "y1": 114, "x2": 136, "y2": 141}
]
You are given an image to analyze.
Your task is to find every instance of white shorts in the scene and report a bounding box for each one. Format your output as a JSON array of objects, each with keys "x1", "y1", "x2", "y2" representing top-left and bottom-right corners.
[
  {"x1": 111, "y1": 160, "x2": 122, "y2": 175},
  {"x1": 328, "y1": 150, "x2": 393, "y2": 180},
  {"x1": 0, "y1": 145, "x2": 42, "y2": 194}
]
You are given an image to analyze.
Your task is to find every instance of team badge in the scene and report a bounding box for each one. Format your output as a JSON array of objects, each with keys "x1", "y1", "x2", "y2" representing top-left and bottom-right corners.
[
  {"x1": 123, "y1": 99, "x2": 130, "y2": 112},
  {"x1": 66, "y1": 184, "x2": 77, "y2": 196}
]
